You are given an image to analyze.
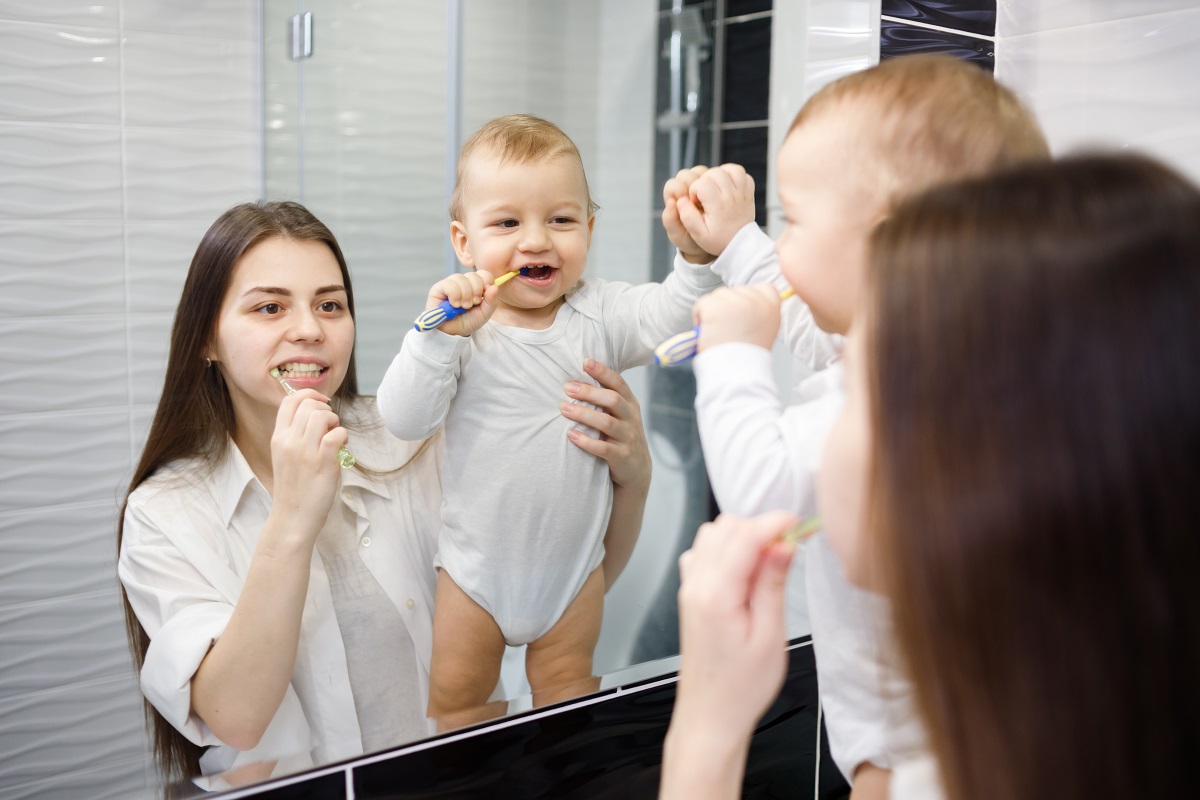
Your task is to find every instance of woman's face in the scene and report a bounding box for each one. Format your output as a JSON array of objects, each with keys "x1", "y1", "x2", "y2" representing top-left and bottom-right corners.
[
  {"x1": 207, "y1": 236, "x2": 355, "y2": 433},
  {"x1": 817, "y1": 325, "x2": 876, "y2": 589}
]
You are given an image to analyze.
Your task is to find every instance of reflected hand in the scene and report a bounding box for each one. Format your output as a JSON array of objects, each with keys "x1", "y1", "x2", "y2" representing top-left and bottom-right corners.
[
  {"x1": 269, "y1": 388, "x2": 347, "y2": 544},
  {"x1": 561, "y1": 359, "x2": 650, "y2": 491},
  {"x1": 426, "y1": 269, "x2": 499, "y2": 337},
  {"x1": 676, "y1": 163, "x2": 755, "y2": 257},
  {"x1": 663, "y1": 165, "x2": 715, "y2": 264}
]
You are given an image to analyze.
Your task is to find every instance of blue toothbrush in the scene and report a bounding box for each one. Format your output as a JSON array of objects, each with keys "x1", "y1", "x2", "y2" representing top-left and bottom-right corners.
[{"x1": 413, "y1": 268, "x2": 527, "y2": 332}]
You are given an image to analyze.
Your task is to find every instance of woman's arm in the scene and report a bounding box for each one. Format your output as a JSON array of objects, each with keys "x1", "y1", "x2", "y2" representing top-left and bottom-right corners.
[
  {"x1": 560, "y1": 359, "x2": 652, "y2": 591},
  {"x1": 190, "y1": 389, "x2": 346, "y2": 750},
  {"x1": 660, "y1": 512, "x2": 797, "y2": 800}
]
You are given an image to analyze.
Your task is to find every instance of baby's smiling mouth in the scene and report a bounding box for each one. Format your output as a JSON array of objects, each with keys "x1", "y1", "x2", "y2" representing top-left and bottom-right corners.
[{"x1": 521, "y1": 265, "x2": 555, "y2": 281}]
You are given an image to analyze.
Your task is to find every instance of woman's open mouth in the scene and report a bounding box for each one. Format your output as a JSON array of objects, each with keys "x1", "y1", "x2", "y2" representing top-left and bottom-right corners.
[{"x1": 274, "y1": 362, "x2": 326, "y2": 380}]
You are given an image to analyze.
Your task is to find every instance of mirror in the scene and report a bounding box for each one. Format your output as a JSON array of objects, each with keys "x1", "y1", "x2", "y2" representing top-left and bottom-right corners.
[{"x1": 2, "y1": 1, "x2": 883, "y2": 797}]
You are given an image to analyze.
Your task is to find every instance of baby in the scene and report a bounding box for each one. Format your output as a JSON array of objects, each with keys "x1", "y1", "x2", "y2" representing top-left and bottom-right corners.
[
  {"x1": 378, "y1": 114, "x2": 720, "y2": 721},
  {"x1": 665, "y1": 56, "x2": 1050, "y2": 797}
]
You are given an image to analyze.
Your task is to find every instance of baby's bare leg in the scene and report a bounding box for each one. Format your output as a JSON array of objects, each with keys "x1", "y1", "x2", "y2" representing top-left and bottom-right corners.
[
  {"x1": 427, "y1": 569, "x2": 506, "y2": 726},
  {"x1": 525, "y1": 566, "x2": 604, "y2": 706}
]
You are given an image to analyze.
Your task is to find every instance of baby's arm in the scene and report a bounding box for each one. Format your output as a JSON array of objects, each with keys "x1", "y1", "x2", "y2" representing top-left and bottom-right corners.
[{"x1": 377, "y1": 273, "x2": 492, "y2": 439}]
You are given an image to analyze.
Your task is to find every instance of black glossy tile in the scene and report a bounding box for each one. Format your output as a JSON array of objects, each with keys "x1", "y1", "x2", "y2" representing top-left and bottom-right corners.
[
  {"x1": 718, "y1": 125, "x2": 769, "y2": 228},
  {"x1": 350, "y1": 640, "x2": 847, "y2": 800},
  {"x1": 236, "y1": 771, "x2": 347, "y2": 800},
  {"x1": 882, "y1": 0, "x2": 996, "y2": 38},
  {"x1": 879, "y1": 18, "x2": 994, "y2": 72},
  {"x1": 726, "y1": 0, "x2": 772, "y2": 17},
  {"x1": 721, "y1": 16, "x2": 771, "y2": 124}
]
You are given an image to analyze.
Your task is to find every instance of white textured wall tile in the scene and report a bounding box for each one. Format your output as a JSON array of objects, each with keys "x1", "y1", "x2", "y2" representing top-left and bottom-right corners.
[
  {"x1": 121, "y1": 0, "x2": 257, "y2": 40},
  {"x1": 997, "y1": 0, "x2": 1198, "y2": 39},
  {"x1": 0, "y1": 411, "x2": 131, "y2": 513},
  {"x1": 588, "y1": 0, "x2": 656, "y2": 286},
  {"x1": 0, "y1": 502, "x2": 120, "y2": 606},
  {"x1": 130, "y1": 405, "x2": 155, "y2": 458},
  {"x1": 126, "y1": 222, "x2": 205, "y2": 314},
  {"x1": 0, "y1": 122, "x2": 122, "y2": 218},
  {"x1": 124, "y1": 127, "x2": 259, "y2": 220},
  {"x1": 0, "y1": 222, "x2": 124, "y2": 316},
  {"x1": 122, "y1": 30, "x2": 257, "y2": 130},
  {"x1": 0, "y1": 21, "x2": 121, "y2": 124},
  {"x1": 0, "y1": 317, "x2": 129, "y2": 414},
  {"x1": 0, "y1": 674, "x2": 147, "y2": 785},
  {"x1": 996, "y1": 8, "x2": 1200, "y2": 182},
  {"x1": 7, "y1": 757, "x2": 151, "y2": 800},
  {"x1": 0, "y1": 591, "x2": 133, "y2": 697},
  {"x1": 127, "y1": 314, "x2": 173, "y2": 406},
  {"x1": 0, "y1": 1, "x2": 118, "y2": 28}
]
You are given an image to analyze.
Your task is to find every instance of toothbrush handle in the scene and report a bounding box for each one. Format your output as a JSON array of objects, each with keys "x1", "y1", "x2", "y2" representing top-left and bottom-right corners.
[
  {"x1": 273, "y1": 374, "x2": 356, "y2": 468},
  {"x1": 413, "y1": 300, "x2": 467, "y2": 332},
  {"x1": 654, "y1": 325, "x2": 701, "y2": 367}
]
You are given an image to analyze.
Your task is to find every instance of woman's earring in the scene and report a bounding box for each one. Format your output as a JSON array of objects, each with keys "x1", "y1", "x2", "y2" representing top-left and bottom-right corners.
[{"x1": 205, "y1": 357, "x2": 213, "y2": 368}]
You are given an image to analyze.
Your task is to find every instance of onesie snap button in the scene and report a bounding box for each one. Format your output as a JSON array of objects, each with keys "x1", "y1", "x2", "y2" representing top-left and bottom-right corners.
[
  {"x1": 405, "y1": 598, "x2": 415, "y2": 609},
  {"x1": 360, "y1": 536, "x2": 372, "y2": 547}
]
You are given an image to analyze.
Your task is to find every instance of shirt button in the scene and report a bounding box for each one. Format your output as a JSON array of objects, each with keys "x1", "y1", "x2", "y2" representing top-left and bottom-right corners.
[
  {"x1": 405, "y1": 598, "x2": 415, "y2": 609},
  {"x1": 360, "y1": 536, "x2": 372, "y2": 547}
]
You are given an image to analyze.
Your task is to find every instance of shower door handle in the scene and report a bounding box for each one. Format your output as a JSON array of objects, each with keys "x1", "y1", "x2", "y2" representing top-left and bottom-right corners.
[{"x1": 289, "y1": 12, "x2": 313, "y2": 60}]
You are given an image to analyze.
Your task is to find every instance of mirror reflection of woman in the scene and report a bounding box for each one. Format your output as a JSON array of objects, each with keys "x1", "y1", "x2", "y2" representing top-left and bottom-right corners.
[
  {"x1": 117, "y1": 201, "x2": 652, "y2": 788},
  {"x1": 662, "y1": 153, "x2": 1200, "y2": 800}
]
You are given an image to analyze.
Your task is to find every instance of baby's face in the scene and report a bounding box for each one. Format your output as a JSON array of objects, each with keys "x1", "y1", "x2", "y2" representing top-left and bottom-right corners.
[
  {"x1": 451, "y1": 152, "x2": 594, "y2": 328},
  {"x1": 774, "y1": 110, "x2": 882, "y2": 336}
]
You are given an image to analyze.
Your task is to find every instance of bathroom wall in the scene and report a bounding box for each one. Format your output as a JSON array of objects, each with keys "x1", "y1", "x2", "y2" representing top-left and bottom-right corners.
[
  {"x1": 0, "y1": 2, "x2": 261, "y2": 797},
  {"x1": 995, "y1": 2, "x2": 1200, "y2": 183}
]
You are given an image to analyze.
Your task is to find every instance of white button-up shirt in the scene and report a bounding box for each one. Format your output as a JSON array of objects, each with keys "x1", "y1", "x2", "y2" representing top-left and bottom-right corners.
[{"x1": 118, "y1": 399, "x2": 441, "y2": 776}]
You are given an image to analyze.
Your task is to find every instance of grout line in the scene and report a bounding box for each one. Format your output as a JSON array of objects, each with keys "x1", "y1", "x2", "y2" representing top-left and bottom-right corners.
[{"x1": 881, "y1": 14, "x2": 995, "y2": 42}]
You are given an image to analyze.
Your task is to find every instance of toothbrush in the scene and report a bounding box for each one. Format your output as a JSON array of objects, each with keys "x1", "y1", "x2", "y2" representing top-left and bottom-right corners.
[
  {"x1": 779, "y1": 516, "x2": 822, "y2": 544},
  {"x1": 654, "y1": 287, "x2": 796, "y2": 367},
  {"x1": 269, "y1": 368, "x2": 356, "y2": 469},
  {"x1": 413, "y1": 268, "x2": 528, "y2": 332}
]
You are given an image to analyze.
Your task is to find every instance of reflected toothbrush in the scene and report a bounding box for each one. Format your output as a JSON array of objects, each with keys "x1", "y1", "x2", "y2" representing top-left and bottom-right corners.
[
  {"x1": 269, "y1": 368, "x2": 356, "y2": 469},
  {"x1": 779, "y1": 516, "x2": 822, "y2": 544},
  {"x1": 654, "y1": 287, "x2": 796, "y2": 367},
  {"x1": 413, "y1": 268, "x2": 528, "y2": 332}
]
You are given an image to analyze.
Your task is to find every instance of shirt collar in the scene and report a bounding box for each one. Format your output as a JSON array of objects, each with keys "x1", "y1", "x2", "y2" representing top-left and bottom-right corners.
[{"x1": 211, "y1": 421, "x2": 395, "y2": 526}]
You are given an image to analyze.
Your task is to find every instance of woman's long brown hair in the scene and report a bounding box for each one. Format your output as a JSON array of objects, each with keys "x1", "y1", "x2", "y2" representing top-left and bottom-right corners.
[
  {"x1": 117, "y1": 201, "x2": 359, "y2": 785},
  {"x1": 865, "y1": 154, "x2": 1200, "y2": 799}
]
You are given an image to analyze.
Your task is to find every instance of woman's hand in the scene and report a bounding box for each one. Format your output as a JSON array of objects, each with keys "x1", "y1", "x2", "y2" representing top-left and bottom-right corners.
[
  {"x1": 561, "y1": 359, "x2": 652, "y2": 590},
  {"x1": 268, "y1": 388, "x2": 347, "y2": 545},
  {"x1": 561, "y1": 359, "x2": 651, "y2": 491},
  {"x1": 660, "y1": 511, "x2": 797, "y2": 800}
]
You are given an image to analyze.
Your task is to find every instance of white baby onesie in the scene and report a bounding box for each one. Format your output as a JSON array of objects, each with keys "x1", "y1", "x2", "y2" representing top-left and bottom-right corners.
[{"x1": 378, "y1": 266, "x2": 719, "y2": 644}]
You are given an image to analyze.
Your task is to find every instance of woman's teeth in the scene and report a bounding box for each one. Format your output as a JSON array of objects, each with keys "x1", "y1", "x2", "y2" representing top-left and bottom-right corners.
[{"x1": 276, "y1": 363, "x2": 322, "y2": 378}]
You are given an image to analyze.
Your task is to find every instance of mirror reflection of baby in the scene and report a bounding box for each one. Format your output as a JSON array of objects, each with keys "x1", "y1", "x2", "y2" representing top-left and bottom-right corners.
[{"x1": 378, "y1": 114, "x2": 721, "y2": 723}]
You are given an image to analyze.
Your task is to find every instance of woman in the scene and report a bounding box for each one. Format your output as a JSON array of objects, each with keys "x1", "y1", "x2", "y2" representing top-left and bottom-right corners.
[
  {"x1": 117, "y1": 201, "x2": 652, "y2": 785},
  {"x1": 662, "y1": 153, "x2": 1200, "y2": 799}
]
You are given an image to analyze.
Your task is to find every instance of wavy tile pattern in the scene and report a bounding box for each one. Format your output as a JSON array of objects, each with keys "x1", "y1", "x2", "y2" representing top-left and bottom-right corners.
[
  {"x1": 0, "y1": 2, "x2": 260, "y2": 797},
  {"x1": 996, "y1": 6, "x2": 1200, "y2": 183}
]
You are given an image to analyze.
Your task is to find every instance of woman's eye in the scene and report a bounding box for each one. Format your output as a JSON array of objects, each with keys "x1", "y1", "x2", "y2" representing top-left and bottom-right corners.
[
  {"x1": 319, "y1": 301, "x2": 341, "y2": 313},
  {"x1": 257, "y1": 303, "x2": 282, "y2": 315}
]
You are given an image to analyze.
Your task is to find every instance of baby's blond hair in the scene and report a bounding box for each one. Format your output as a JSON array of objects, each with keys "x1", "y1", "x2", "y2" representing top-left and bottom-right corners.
[
  {"x1": 449, "y1": 114, "x2": 598, "y2": 221},
  {"x1": 791, "y1": 55, "x2": 1049, "y2": 214}
]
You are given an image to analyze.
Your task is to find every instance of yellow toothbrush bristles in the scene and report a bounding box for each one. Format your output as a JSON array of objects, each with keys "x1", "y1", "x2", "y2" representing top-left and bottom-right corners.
[
  {"x1": 780, "y1": 516, "x2": 821, "y2": 544},
  {"x1": 268, "y1": 368, "x2": 356, "y2": 468}
]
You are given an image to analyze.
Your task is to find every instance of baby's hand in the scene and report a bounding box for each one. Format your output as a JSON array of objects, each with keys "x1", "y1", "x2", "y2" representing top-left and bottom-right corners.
[
  {"x1": 427, "y1": 270, "x2": 499, "y2": 337},
  {"x1": 693, "y1": 284, "x2": 781, "y2": 353},
  {"x1": 677, "y1": 164, "x2": 755, "y2": 257},
  {"x1": 662, "y1": 166, "x2": 714, "y2": 265}
]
